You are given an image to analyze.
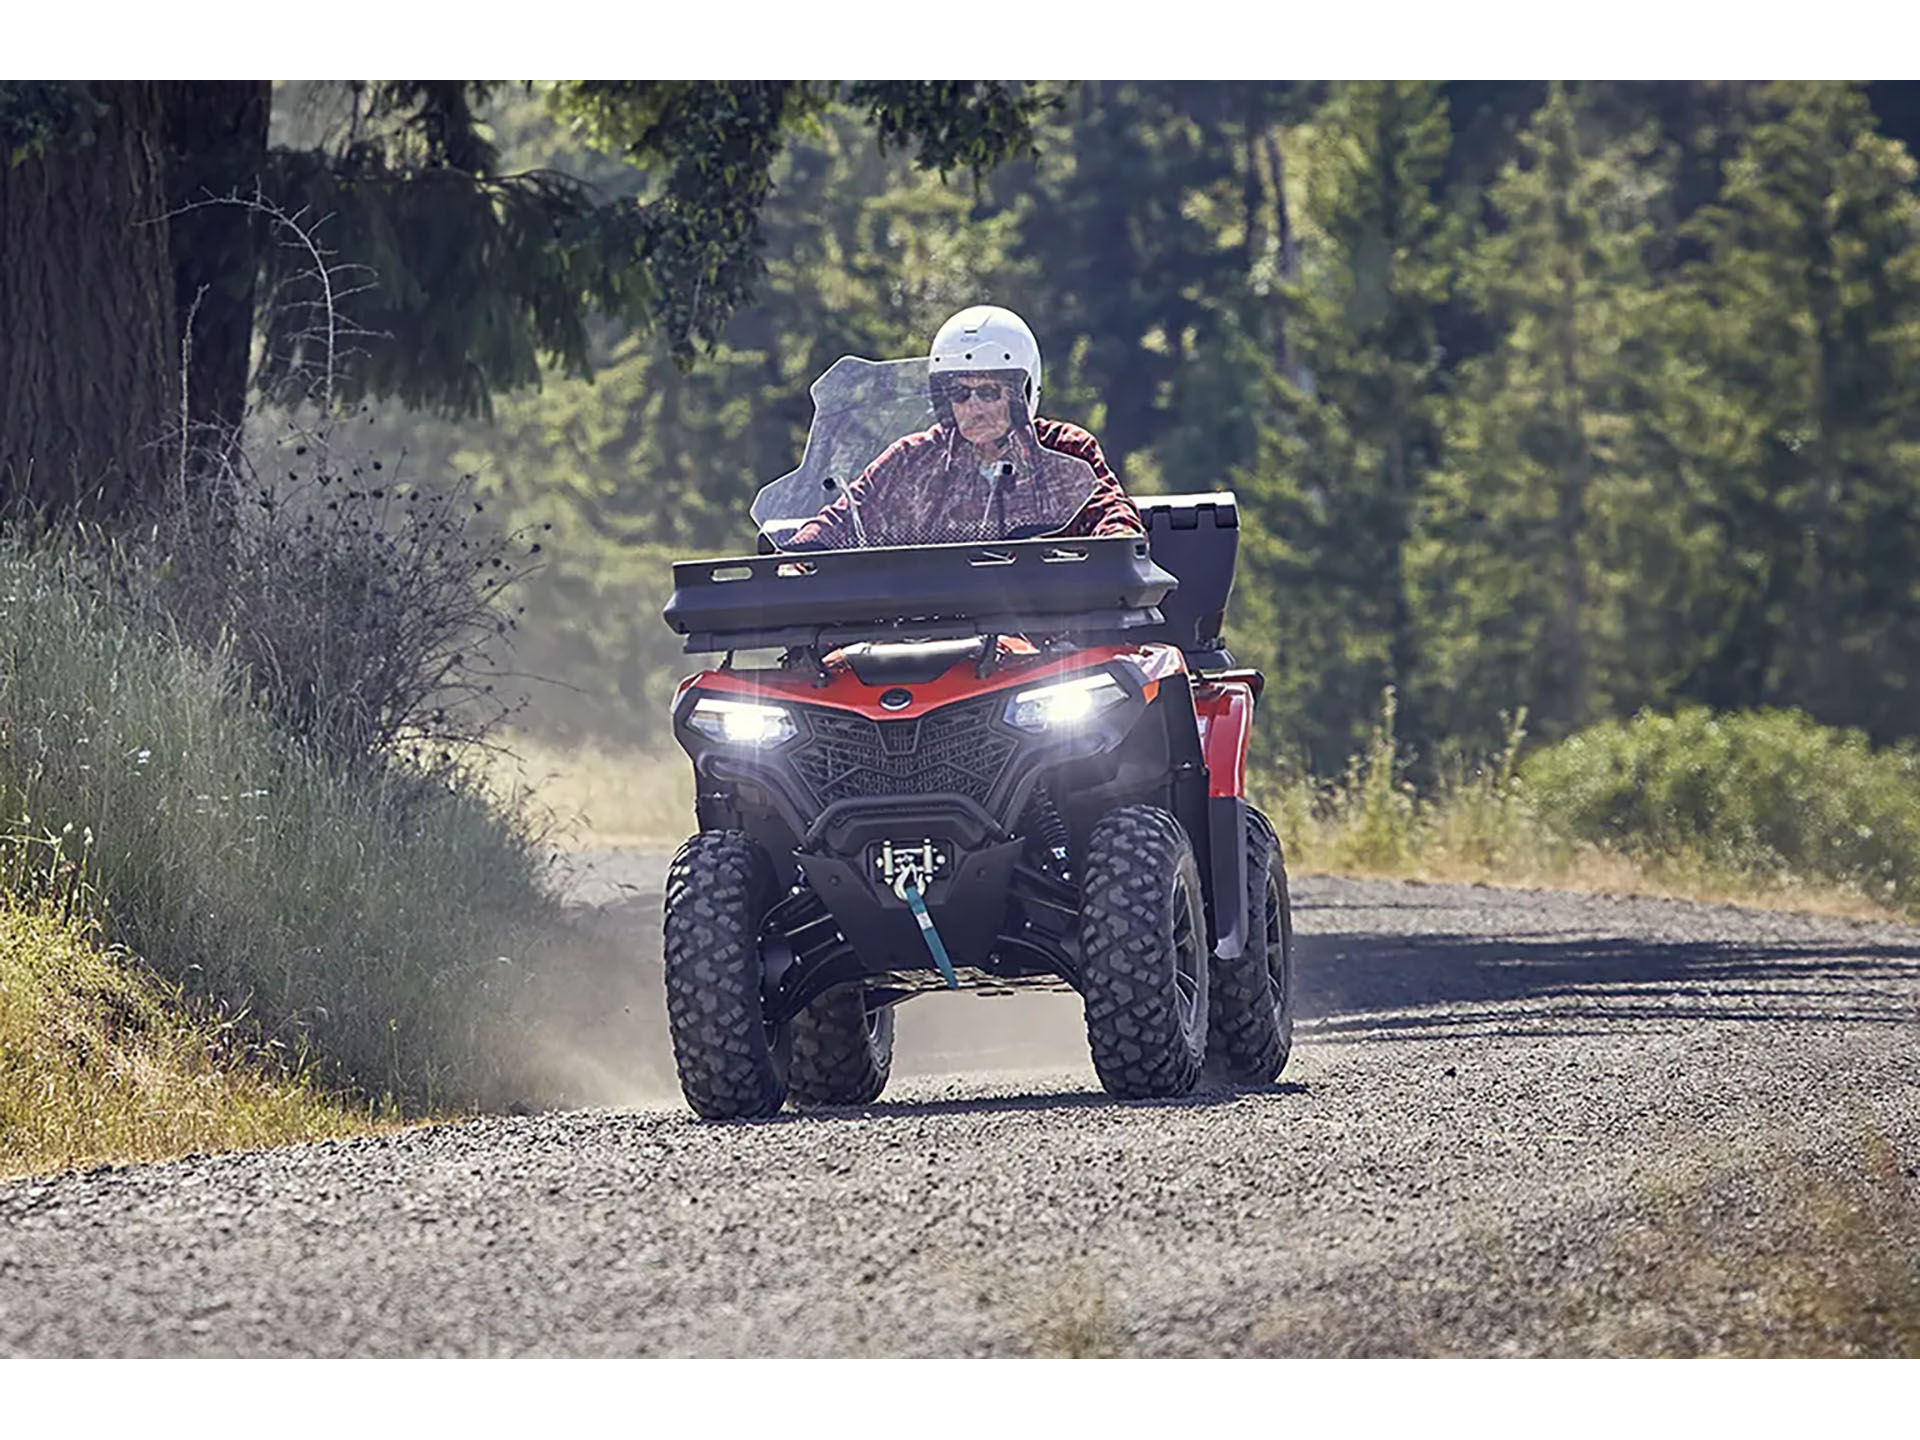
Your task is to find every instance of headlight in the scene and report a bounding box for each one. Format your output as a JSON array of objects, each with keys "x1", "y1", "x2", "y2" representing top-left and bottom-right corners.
[
  {"x1": 687, "y1": 696, "x2": 798, "y2": 747},
  {"x1": 1003, "y1": 671, "x2": 1130, "y2": 733}
]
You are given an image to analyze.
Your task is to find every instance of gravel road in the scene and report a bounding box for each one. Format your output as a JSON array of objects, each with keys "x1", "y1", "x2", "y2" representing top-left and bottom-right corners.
[{"x1": 4, "y1": 855, "x2": 1917, "y2": 1356}]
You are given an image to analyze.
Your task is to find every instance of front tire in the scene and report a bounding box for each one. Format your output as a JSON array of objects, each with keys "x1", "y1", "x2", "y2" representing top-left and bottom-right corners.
[
  {"x1": 788, "y1": 986, "x2": 895, "y2": 1107},
  {"x1": 662, "y1": 831, "x2": 791, "y2": 1120},
  {"x1": 1206, "y1": 805, "x2": 1296, "y2": 1083},
  {"x1": 1078, "y1": 805, "x2": 1209, "y2": 1099}
]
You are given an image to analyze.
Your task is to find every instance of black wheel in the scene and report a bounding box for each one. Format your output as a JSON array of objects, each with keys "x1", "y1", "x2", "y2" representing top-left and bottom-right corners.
[
  {"x1": 788, "y1": 986, "x2": 895, "y2": 1107},
  {"x1": 662, "y1": 830, "x2": 791, "y2": 1120},
  {"x1": 1206, "y1": 805, "x2": 1297, "y2": 1084},
  {"x1": 1078, "y1": 804, "x2": 1210, "y2": 1099}
]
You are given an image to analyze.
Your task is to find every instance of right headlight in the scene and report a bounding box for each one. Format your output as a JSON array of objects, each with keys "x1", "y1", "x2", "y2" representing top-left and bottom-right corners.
[{"x1": 1003, "y1": 671, "x2": 1130, "y2": 733}]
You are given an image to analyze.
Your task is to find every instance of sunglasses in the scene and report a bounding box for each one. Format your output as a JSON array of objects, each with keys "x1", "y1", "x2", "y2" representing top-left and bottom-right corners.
[{"x1": 946, "y1": 381, "x2": 1007, "y2": 405}]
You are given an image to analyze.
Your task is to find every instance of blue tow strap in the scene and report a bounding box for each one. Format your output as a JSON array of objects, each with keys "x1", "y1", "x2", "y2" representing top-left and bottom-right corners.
[{"x1": 901, "y1": 876, "x2": 960, "y2": 988}]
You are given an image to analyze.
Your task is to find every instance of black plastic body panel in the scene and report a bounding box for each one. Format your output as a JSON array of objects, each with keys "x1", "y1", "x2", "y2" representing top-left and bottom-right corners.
[
  {"x1": 1208, "y1": 795, "x2": 1250, "y2": 960},
  {"x1": 796, "y1": 838, "x2": 1023, "y2": 974}
]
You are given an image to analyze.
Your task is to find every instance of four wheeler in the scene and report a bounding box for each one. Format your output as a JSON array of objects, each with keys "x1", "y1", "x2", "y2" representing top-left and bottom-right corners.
[{"x1": 659, "y1": 356, "x2": 1294, "y2": 1119}]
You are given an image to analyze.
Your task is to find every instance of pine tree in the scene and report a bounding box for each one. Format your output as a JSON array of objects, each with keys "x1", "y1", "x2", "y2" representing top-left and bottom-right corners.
[
  {"x1": 1233, "y1": 81, "x2": 1457, "y2": 766},
  {"x1": 1659, "y1": 82, "x2": 1920, "y2": 738},
  {"x1": 0, "y1": 82, "x2": 178, "y2": 519},
  {"x1": 0, "y1": 81, "x2": 1051, "y2": 524},
  {"x1": 1416, "y1": 83, "x2": 1671, "y2": 744}
]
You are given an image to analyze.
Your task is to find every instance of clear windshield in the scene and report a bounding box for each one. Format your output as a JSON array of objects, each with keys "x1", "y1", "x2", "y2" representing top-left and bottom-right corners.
[{"x1": 752, "y1": 356, "x2": 1098, "y2": 551}]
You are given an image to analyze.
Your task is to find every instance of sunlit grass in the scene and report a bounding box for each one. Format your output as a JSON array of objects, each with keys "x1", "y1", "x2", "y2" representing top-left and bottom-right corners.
[
  {"x1": 479, "y1": 698, "x2": 1919, "y2": 928},
  {"x1": 1259, "y1": 695, "x2": 1920, "y2": 927},
  {"x1": 0, "y1": 905, "x2": 394, "y2": 1181}
]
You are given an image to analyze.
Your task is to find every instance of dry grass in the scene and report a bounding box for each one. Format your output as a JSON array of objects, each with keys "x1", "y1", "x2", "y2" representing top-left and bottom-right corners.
[
  {"x1": 1261, "y1": 694, "x2": 1919, "y2": 928},
  {"x1": 1027, "y1": 1265, "x2": 1123, "y2": 1357},
  {"x1": 474, "y1": 733, "x2": 695, "y2": 848},
  {"x1": 1249, "y1": 1126, "x2": 1920, "y2": 1357},
  {"x1": 1297, "y1": 825, "x2": 1915, "y2": 925},
  {"x1": 0, "y1": 905, "x2": 394, "y2": 1181},
  {"x1": 1571, "y1": 1128, "x2": 1920, "y2": 1357}
]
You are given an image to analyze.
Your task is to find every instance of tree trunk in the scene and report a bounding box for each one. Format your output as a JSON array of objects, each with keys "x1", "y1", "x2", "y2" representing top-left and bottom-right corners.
[
  {"x1": 0, "y1": 81, "x2": 178, "y2": 522},
  {"x1": 1263, "y1": 130, "x2": 1302, "y2": 387},
  {"x1": 161, "y1": 81, "x2": 271, "y2": 448},
  {"x1": 1553, "y1": 259, "x2": 1592, "y2": 731}
]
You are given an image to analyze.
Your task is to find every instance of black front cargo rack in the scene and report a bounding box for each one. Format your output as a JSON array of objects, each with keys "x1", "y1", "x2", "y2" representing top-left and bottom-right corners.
[{"x1": 662, "y1": 534, "x2": 1177, "y2": 654}]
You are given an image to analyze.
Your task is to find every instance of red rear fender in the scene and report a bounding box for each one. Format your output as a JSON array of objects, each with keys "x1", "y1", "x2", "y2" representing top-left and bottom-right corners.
[{"x1": 1194, "y1": 679, "x2": 1256, "y2": 799}]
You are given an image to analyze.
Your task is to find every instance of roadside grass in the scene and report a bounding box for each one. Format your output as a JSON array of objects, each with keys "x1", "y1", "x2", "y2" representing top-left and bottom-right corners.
[
  {"x1": 0, "y1": 537, "x2": 604, "y2": 1115},
  {"x1": 0, "y1": 905, "x2": 391, "y2": 1181},
  {"x1": 1574, "y1": 1127, "x2": 1920, "y2": 1357},
  {"x1": 1026, "y1": 1265, "x2": 1123, "y2": 1357},
  {"x1": 1255, "y1": 694, "x2": 1920, "y2": 927},
  {"x1": 1244, "y1": 1125, "x2": 1920, "y2": 1357}
]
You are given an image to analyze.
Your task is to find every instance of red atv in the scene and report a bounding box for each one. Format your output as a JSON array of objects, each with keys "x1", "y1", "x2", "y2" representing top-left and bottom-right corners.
[{"x1": 660, "y1": 357, "x2": 1294, "y2": 1118}]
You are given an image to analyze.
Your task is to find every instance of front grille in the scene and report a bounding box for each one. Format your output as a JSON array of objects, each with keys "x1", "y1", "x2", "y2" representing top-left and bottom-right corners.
[{"x1": 790, "y1": 695, "x2": 1018, "y2": 809}]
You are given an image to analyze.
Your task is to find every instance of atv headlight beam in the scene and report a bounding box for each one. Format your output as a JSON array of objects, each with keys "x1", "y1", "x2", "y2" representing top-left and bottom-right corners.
[
  {"x1": 688, "y1": 696, "x2": 799, "y2": 747},
  {"x1": 1003, "y1": 671, "x2": 1130, "y2": 733}
]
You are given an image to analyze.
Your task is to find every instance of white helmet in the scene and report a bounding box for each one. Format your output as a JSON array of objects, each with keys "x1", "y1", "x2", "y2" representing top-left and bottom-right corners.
[{"x1": 929, "y1": 305, "x2": 1041, "y2": 415}]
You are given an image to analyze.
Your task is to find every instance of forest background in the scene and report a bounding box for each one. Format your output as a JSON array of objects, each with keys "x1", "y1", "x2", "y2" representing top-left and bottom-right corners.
[{"x1": 253, "y1": 79, "x2": 1920, "y2": 780}]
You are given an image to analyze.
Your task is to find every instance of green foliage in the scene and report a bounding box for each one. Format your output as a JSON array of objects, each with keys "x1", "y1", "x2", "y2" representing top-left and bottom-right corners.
[
  {"x1": 52, "y1": 76, "x2": 1915, "y2": 778},
  {"x1": 550, "y1": 81, "x2": 1051, "y2": 364},
  {"x1": 1653, "y1": 82, "x2": 1920, "y2": 738},
  {"x1": 366, "y1": 99, "x2": 1044, "y2": 745},
  {"x1": 0, "y1": 81, "x2": 103, "y2": 165},
  {"x1": 351, "y1": 80, "x2": 1920, "y2": 776},
  {"x1": 1322, "y1": 686, "x2": 1420, "y2": 871},
  {"x1": 1413, "y1": 83, "x2": 1671, "y2": 748},
  {"x1": 1233, "y1": 81, "x2": 1458, "y2": 767},
  {"x1": 253, "y1": 139, "x2": 653, "y2": 418},
  {"x1": 1521, "y1": 707, "x2": 1920, "y2": 907}
]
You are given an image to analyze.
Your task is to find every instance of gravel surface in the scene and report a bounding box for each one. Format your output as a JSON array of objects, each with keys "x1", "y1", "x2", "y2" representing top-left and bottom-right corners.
[{"x1": 4, "y1": 859, "x2": 1917, "y2": 1356}]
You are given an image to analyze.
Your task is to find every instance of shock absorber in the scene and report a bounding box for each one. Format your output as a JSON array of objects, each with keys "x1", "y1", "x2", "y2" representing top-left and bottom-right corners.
[{"x1": 1025, "y1": 784, "x2": 1073, "y2": 881}]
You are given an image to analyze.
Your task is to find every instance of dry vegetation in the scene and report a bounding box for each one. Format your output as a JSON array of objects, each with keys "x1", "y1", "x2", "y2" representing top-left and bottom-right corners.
[
  {"x1": 1242, "y1": 1126, "x2": 1920, "y2": 1358},
  {"x1": 0, "y1": 905, "x2": 392, "y2": 1181},
  {"x1": 473, "y1": 734, "x2": 695, "y2": 849}
]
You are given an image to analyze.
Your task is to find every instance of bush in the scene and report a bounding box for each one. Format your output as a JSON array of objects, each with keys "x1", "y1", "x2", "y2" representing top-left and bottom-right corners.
[
  {"x1": 126, "y1": 418, "x2": 544, "y2": 762},
  {"x1": 1520, "y1": 707, "x2": 1920, "y2": 907},
  {"x1": 0, "y1": 535, "x2": 577, "y2": 1107}
]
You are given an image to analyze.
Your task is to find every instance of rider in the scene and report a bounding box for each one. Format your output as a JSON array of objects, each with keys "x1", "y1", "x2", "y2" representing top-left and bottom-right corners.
[{"x1": 788, "y1": 306, "x2": 1144, "y2": 549}]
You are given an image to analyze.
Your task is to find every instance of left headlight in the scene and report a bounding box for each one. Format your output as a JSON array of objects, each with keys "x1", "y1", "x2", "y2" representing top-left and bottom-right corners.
[
  {"x1": 687, "y1": 696, "x2": 799, "y2": 747},
  {"x1": 1003, "y1": 671, "x2": 1130, "y2": 733}
]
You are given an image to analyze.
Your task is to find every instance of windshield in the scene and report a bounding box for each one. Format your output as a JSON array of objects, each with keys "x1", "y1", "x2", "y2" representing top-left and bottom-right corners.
[{"x1": 752, "y1": 356, "x2": 1098, "y2": 551}]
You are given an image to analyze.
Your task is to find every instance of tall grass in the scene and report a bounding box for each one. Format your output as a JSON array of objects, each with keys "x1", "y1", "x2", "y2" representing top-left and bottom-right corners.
[
  {"x1": 1257, "y1": 691, "x2": 1551, "y2": 881},
  {"x1": 0, "y1": 536, "x2": 572, "y2": 1108}
]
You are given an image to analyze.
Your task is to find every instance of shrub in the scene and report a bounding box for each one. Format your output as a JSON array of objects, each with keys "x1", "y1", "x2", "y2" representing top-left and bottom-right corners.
[
  {"x1": 1520, "y1": 707, "x2": 1920, "y2": 907},
  {"x1": 122, "y1": 423, "x2": 544, "y2": 763}
]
